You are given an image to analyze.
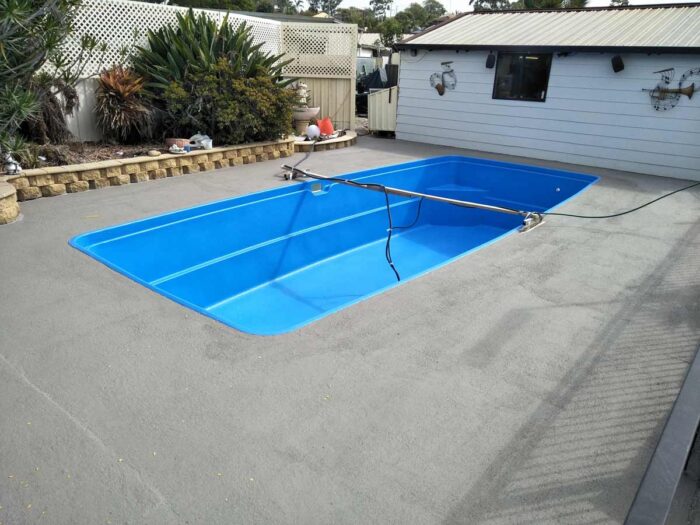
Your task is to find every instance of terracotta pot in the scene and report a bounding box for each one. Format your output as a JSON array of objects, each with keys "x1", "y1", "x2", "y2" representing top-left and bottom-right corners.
[{"x1": 165, "y1": 138, "x2": 190, "y2": 148}]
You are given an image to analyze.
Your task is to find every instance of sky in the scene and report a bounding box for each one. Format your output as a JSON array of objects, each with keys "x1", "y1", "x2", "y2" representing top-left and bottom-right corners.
[{"x1": 341, "y1": 0, "x2": 700, "y2": 18}]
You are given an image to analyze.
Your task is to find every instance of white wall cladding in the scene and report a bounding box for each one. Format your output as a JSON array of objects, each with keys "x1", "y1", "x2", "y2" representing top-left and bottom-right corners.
[{"x1": 396, "y1": 50, "x2": 700, "y2": 181}]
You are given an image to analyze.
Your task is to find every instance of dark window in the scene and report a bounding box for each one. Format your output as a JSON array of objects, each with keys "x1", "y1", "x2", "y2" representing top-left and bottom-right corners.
[{"x1": 492, "y1": 53, "x2": 552, "y2": 102}]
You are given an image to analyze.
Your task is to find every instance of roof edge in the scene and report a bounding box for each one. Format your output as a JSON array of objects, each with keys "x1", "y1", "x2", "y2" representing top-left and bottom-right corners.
[
  {"x1": 462, "y1": 2, "x2": 700, "y2": 14},
  {"x1": 394, "y1": 43, "x2": 700, "y2": 54},
  {"x1": 396, "y1": 3, "x2": 700, "y2": 47}
]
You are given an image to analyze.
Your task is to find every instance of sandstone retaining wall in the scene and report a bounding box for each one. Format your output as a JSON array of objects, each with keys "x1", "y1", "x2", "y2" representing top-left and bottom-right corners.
[
  {"x1": 4, "y1": 137, "x2": 295, "y2": 204},
  {"x1": 0, "y1": 182, "x2": 20, "y2": 225}
]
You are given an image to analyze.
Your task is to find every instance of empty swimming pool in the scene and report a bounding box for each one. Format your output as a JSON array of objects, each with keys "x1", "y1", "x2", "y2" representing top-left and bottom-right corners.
[{"x1": 70, "y1": 156, "x2": 597, "y2": 335}]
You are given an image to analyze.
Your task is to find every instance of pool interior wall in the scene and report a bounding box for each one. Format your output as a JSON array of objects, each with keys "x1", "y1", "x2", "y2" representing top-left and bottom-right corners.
[{"x1": 70, "y1": 156, "x2": 597, "y2": 335}]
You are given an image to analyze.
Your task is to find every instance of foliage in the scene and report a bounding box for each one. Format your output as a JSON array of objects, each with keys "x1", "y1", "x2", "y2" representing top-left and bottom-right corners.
[
  {"x1": 162, "y1": 59, "x2": 296, "y2": 144},
  {"x1": 172, "y1": 0, "x2": 302, "y2": 12},
  {"x1": 307, "y1": 0, "x2": 342, "y2": 15},
  {"x1": 21, "y1": 72, "x2": 79, "y2": 144},
  {"x1": 379, "y1": 18, "x2": 403, "y2": 47},
  {"x1": 394, "y1": 0, "x2": 445, "y2": 32},
  {"x1": 134, "y1": 10, "x2": 295, "y2": 144},
  {"x1": 133, "y1": 11, "x2": 292, "y2": 95},
  {"x1": 422, "y1": 0, "x2": 446, "y2": 18},
  {"x1": 0, "y1": 0, "x2": 103, "y2": 158},
  {"x1": 172, "y1": 0, "x2": 255, "y2": 10},
  {"x1": 14, "y1": 142, "x2": 41, "y2": 169},
  {"x1": 0, "y1": 86, "x2": 40, "y2": 140},
  {"x1": 370, "y1": 0, "x2": 393, "y2": 19},
  {"x1": 335, "y1": 7, "x2": 379, "y2": 30},
  {"x1": 609, "y1": 0, "x2": 628, "y2": 5},
  {"x1": 0, "y1": 133, "x2": 33, "y2": 165},
  {"x1": 255, "y1": 0, "x2": 275, "y2": 11},
  {"x1": 95, "y1": 65, "x2": 152, "y2": 143},
  {"x1": 470, "y1": 0, "x2": 586, "y2": 9}
]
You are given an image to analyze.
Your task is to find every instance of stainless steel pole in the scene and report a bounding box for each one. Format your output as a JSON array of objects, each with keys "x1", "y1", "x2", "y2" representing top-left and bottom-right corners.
[{"x1": 282, "y1": 165, "x2": 528, "y2": 218}]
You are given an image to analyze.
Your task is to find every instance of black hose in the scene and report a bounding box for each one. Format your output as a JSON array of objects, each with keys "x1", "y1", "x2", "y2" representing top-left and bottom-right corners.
[
  {"x1": 381, "y1": 187, "x2": 401, "y2": 281},
  {"x1": 541, "y1": 181, "x2": 700, "y2": 219}
]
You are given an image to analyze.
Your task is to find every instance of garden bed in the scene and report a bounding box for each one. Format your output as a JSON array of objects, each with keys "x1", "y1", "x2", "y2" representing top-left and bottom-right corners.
[
  {"x1": 31, "y1": 142, "x2": 167, "y2": 167},
  {"x1": 3, "y1": 137, "x2": 294, "y2": 204}
]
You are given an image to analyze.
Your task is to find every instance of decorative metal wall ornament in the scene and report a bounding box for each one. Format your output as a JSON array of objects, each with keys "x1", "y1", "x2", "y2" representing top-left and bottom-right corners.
[
  {"x1": 643, "y1": 67, "x2": 699, "y2": 111},
  {"x1": 430, "y1": 61, "x2": 457, "y2": 96}
]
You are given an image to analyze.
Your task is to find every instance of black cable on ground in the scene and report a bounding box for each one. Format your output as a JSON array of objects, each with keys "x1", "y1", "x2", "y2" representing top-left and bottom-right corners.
[
  {"x1": 291, "y1": 138, "x2": 317, "y2": 170},
  {"x1": 540, "y1": 181, "x2": 700, "y2": 219}
]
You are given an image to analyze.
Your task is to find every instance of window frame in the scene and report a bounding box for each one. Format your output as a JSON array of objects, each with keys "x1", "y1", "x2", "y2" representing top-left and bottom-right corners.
[{"x1": 491, "y1": 52, "x2": 553, "y2": 103}]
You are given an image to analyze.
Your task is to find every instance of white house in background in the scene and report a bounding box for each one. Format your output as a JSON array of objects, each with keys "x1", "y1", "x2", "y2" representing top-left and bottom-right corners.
[
  {"x1": 395, "y1": 5, "x2": 700, "y2": 181},
  {"x1": 358, "y1": 33, "x2": 411, "y2": 57}
]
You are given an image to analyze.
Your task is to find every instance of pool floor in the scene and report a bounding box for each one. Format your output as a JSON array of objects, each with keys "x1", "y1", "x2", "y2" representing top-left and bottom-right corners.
[{"x1": 207, "y1": 222, "x2": 508, "y2": 334}]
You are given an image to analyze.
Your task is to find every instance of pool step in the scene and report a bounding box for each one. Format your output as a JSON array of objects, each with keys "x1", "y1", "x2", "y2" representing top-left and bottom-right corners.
[
  {"x1": 153, "y1": 199, "x2": 429, "y2": 307},
  {"x1": 205, "y1": 221, "x2": 515, "y2": 335}
]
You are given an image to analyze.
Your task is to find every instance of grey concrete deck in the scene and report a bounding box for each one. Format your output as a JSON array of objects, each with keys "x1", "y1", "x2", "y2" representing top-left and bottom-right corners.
[{"x1": 1, "y1": 136, "x2": 699, "y2": 525}]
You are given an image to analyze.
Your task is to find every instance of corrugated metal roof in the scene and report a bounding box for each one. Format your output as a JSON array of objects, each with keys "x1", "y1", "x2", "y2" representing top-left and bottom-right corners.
[
  {"x1": 359, "y1": 32, "x2": 411, "y2": 47},
  {"x1": 399, "y1": 5, "x2": 700, "y2": 51}
]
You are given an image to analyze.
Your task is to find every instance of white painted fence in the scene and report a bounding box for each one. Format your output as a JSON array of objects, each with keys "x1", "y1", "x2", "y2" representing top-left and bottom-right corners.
[{"x1": 63, "y1": 0, "x2": 356, "y2": 140}]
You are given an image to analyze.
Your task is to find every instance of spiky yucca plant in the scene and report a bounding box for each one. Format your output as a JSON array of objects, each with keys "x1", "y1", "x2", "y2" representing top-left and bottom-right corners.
[
  {"x1": 95, "y1": 65, "x2": 152, "y2": 143},
  {"x1": 133, "y1": 11, "x2": 293, "y2": 94}
]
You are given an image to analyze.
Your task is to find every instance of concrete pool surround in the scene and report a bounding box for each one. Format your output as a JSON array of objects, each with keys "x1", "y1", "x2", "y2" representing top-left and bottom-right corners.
[{"x1": 1, "y1": 137, "x2": 698, "y2": 524}]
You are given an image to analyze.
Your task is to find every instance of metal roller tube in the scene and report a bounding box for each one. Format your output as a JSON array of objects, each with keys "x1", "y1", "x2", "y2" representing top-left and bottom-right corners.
[{"x1": 282, "y1": 165, "x2": 529, "y2": 218}]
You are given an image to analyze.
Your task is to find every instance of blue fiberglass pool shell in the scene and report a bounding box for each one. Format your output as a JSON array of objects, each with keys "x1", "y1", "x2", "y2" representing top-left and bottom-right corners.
[{"x1": 70, "y1": 156, "x2": 597, "y2": 335}]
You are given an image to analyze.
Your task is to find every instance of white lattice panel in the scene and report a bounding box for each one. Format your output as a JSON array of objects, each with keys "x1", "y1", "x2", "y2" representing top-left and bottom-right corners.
[
  {"x1": 281, "y1": 23, "x2": 357, "y2": 79},
  {"x1": 61, "y1": 0, "x2": 282, "y2": 77}
]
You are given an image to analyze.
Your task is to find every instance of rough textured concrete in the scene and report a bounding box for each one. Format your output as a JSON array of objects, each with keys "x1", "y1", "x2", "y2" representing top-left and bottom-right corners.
[{"x1": 1, "y1": 136, "x2": 699, "y2": 525}]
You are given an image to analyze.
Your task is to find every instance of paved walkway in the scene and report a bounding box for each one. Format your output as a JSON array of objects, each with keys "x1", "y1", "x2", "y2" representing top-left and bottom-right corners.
[{"x1": 1, "y1": 137, "x2": 699, "y2": 524}]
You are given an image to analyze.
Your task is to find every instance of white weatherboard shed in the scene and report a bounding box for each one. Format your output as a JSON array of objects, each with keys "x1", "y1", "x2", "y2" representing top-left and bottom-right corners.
[{"x1": 395, "y1": 5, "x2": 700, "y2": 181}]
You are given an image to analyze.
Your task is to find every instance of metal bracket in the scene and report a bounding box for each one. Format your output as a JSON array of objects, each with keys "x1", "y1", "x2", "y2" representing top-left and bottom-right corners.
[
  {"x1": 519, "y1": 212, "x2": 544, "y2": 233},
  {"x1": 282, "y1": 166, "x2": 303, "y2": 181}
]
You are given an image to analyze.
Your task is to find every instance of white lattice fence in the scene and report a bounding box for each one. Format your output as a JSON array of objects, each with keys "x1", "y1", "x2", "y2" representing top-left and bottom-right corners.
[
  {"x1": 281, "y1": 23, "x2": 356, "y2": 79},
  {"x1": 63, "y1": 0, "x2": 282, "y2": 76}
]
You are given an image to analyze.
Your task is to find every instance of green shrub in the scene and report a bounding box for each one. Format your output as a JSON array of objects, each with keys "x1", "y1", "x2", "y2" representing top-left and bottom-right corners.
[
  {"x1": 163, "y1": 58, "x2": 296, "y2": 144},
  {"x1": 133, "y1": 10, "x2": 296, "y2": 144}
]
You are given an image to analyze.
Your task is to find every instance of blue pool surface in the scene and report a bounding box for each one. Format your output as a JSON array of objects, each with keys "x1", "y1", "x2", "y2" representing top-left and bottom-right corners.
[{"x1": 70, "y1": 156, "x2": 597, "y2": 335}]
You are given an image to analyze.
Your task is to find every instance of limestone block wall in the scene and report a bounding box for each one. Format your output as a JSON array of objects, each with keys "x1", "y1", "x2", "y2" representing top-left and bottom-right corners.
[
  {"x1": 7, "y1": 138, "x2": 295, "y2": 204},
  {"x1": 0, "y1": 182, "x2": 20, "y2": 225}
]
